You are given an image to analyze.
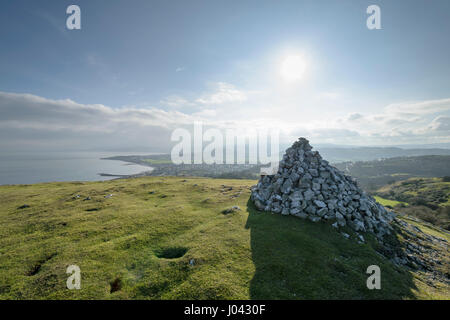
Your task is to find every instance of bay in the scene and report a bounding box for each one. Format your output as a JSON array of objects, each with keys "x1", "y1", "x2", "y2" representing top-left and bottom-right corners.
[{"x1": 0, "y1": 151, "x2": 154, "y2": 185}]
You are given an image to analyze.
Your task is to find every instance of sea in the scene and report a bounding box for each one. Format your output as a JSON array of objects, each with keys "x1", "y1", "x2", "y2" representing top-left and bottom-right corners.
[{"x1": 0, "y1": 151, "x2": 154, "y2": 185}]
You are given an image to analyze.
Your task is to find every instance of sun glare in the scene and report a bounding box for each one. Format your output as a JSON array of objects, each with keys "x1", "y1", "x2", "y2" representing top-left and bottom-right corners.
[{"x1": 280, "y1": 54, "x2": 307, "y2": 82}]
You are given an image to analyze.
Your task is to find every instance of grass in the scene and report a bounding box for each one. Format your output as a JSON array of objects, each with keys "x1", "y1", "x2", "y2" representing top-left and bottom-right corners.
[
  {"x1": 373, "y1": 196, "x2": 408, "y2": 208},
  {"x1": 401, "y1": 216, "x2": 450, "y2": 242},
  {"x1": 142, "y1": 159, "x2": 173, "y2": 165},
  {"x1": 374, "y1": 177, "x2": 450, "y2": 230},
  {"x1": 0, "y1": 177, "x2": 448, "y2": 299},
  {"x1": 377, "y1": 177, "x2": 450, "y2": 208}
]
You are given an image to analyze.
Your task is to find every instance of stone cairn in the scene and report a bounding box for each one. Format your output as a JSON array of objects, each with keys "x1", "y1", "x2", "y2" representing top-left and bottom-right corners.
[{"x1": 251, "y1": 137, "x2": 395, "y2": 241}]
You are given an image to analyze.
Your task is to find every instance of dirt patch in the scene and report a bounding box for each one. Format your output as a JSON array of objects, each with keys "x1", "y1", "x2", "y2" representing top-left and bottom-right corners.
[
  {"x1": 155, "y1": 247, "x2": 188, "y2": 259},
  {"x1": 26, "y1": 253, "x2": 57, "y2": 276},
  {"x1": 110, "y1": 277, "x2": 122, "y2": 293}
]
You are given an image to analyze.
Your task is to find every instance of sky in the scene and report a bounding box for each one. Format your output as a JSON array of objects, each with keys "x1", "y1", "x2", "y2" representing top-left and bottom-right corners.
[{"x1": 0, "y1": 0, "x2": 450, "y2": 152}]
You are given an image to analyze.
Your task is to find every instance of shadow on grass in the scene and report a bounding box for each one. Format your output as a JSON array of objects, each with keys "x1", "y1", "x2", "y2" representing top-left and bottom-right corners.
[{"x1": 245, "y1": 199, "x2": 417, "y2": 299}]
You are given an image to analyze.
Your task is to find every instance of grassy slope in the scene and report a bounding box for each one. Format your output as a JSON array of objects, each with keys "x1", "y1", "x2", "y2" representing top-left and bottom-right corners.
[
  {"x1": 377, "y1": 177, "x2": 450, "y2": 207},
  {"x1": 374, "y1": 178, "x2": 450, "y2": 230},
  {"x1": 373, "y1": 196, "x2": 408, "y2": 208},
  {"x1": 0, "y1": 177, "x2": 448, "y2": 300}
]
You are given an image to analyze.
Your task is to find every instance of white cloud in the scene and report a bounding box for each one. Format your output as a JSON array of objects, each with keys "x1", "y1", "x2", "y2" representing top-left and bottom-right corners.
[
  {"x1": 195, "y1": 82, "x2": 247, "y2": 105},
  {"x1": 347, "y1": 113, "x2": 364, "y2": 121},
  {"x1": 160, "y1": 95, "x2": 194, "y2": 108},
  {"x1": 1, "y1": 90, "x2": 449, "y2": 152},
  {"x1": 192, "y1": 109, "x2": 217, "y2": 118},
  {"x1": 385, "y1": 98, "x2": 450, "y2": 116},
  {"x1": 429, "y1": 115, "x2": 450, "y2": 132},
  {"x1": 327, "y1": 97, "x2": 450, "y2": 144},
  {"x1": 0, "y1": 91, "x2": 199, "y2": 152},
  {"x1": 160, "y1": 82, "x2": 248, "y2": 110}
]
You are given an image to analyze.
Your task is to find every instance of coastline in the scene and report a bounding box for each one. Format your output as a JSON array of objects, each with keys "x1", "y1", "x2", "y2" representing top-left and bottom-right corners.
[{"x1": 0, "y1": 152, "x2": 155, "y2": 186}]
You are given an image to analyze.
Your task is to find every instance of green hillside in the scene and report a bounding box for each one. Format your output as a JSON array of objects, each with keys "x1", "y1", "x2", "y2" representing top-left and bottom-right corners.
[
  {"x1": 334, "y1": 155, "x2": 450, "y2": 191},
  {"x1": 374, "y1": 177, "x2": 450, "y2": 231},
  {"x1": 373, "y1": 196, "x2": 408, "y2": 208},
  {"x1": 0, "y1": 177, "x2": 448, "y2": 299},
  {"x1": 377, "y1": 177, "x2": 450, "y2": 208}
]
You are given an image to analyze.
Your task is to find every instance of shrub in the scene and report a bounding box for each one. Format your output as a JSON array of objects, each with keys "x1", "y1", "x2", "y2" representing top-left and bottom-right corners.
[{"x1": 399, "y1": 205, "x2": 450, "y2": 230}]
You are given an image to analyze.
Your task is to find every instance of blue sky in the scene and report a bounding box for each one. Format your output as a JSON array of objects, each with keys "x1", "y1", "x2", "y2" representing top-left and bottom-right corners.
[{"x1": 0, "y1": 0, "x2": 449, "y2": 151}]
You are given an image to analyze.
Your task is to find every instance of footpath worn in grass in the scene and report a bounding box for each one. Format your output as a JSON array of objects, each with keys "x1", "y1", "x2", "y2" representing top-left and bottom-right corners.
[{"x1": 0, "y1": 177, "x2": 448, "y2": 299}]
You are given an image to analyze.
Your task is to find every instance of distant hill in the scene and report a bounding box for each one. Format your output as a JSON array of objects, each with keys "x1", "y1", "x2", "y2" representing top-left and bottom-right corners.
[
  {"x1": 317, "y1": 147, "x2": 450, "y2": 163},
  {"x1": 334, "y1": 155, "x2": 450, "y2": 191},
  {"x1": 105, "y1": 144, "x2": 450, "y2": 166},
  {"x1": 264, "y1": 144, "x2": 450, "y2": 163}
]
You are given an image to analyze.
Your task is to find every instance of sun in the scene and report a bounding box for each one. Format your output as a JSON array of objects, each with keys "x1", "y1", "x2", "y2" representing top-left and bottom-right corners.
[{"x1": 280, "y1": 54, "x2": 307, "y2": 82}]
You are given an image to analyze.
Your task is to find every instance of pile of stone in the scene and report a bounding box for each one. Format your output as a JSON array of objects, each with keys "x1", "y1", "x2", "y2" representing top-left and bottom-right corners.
[{"x1": 251, "y1": 137, "x2": 395, "y2": 241}]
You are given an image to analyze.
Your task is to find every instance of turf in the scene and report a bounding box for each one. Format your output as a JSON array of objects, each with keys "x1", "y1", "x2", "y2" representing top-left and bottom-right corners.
[
  {"x1": 373, "y1": 196, "x2": 408, "y2": 208},
  {"x1": 0, "y1": 177, "x2": 448, "y2": 299},
  {"x1": 377, "y1": 177, "x2": 450, "y2": 208}
]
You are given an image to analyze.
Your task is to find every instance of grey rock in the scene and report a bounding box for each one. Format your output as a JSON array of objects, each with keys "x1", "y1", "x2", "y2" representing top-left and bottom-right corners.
[
  {"x1": 281, "y1": 179, "x2": 293, "y2": 194},
  {"x1": 317, "y1": 207, "x2": 328, "y2": 217},
  {"x1": 303, "y1": 189, "x2": 315, "y2": 201},
  {"x1": 336, "y1": 212, "x2": 346, "y2": 227},
  {"x1": 312, "y1": 182, "x2": 321, "y2": 191},
  {"x1": 272, "y1": 205, "x2": 282, "y2": 214},
  {"x1": 314, "y1": 200, "x2": 326, "y2": 208},
  {"x1": 350, "y1": 220, "x2": 366, "y2": 232},
  {"x1": 298, "y1": 212, "x2": 308, "y2": 219},
  {"x1": 290, "y1": 172, "x2": 300, "y2": 184},
  {"x1": 327, "y1": 200, "x2": 336, "y2": 210},
  {"x1": 254, "y1": 199, "x2": 265, "y2": 211},
  {"x1": 291, "y1": 201, "x2": 301, "y2": 208},
  {"x1": 327, "y1": 210, "x2": 336, "y2": 219},
  {"x1": 306, "y1": 205, "x2": 316, "y2": 215},
  {"x1": 222, "y1": 206, "x2": 241, "y2": 214}
]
